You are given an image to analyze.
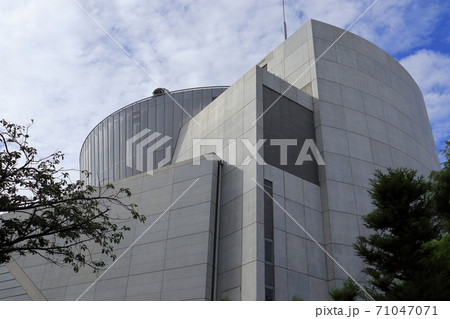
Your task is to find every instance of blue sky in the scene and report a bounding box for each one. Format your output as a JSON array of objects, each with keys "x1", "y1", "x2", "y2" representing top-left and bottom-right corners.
[{"x1": 1, "y1": 0, "x2": 449, "y2": 180}]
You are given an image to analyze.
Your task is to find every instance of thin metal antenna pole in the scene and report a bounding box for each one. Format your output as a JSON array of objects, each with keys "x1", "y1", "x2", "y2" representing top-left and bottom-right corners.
[{"x1": 282, "y1": 0, "x2": 287, "y2": 39}]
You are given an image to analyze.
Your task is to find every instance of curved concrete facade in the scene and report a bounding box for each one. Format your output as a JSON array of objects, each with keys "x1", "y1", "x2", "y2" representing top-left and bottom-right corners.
[
  {"x1": 263, "y1": 20, "x2": 439, "y2": 174},
  {"x1": 257, "y1": 19, "x2": 440, "y2": 293},
  {"x1": 80, "y1": 87, "x2": 228, "y2": 185}
]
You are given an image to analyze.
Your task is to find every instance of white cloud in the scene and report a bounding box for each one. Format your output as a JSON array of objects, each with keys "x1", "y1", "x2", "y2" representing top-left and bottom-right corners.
[
  {"x1": 0, "y1": 0, "x2": 448, "y2": 180},
  {"x1": 0, "y1": 0, "x2": 289, "y2": 181},
  {"x1": 400, "y1": 50, "x2": 450, "y2": 156}
]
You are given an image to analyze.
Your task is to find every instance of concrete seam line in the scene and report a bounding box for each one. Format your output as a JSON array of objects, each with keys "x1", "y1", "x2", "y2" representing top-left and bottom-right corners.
[
  {"x1": 252, "y1": 0, "x2": 380, "y2": 125},
  {"x1": 252, "y1": 177, "x2": 375, "y2": 301},
  {"x1": 5, "y1": 258, "x2": 47, "y2": 301},
  {"x1": 76, "y1": 177, "x2": 200, "y2": 301}
]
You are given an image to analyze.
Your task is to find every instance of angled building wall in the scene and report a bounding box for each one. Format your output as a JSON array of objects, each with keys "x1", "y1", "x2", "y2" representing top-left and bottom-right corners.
[{"x1": 1, "y1": 157, "x2": 220, "y2": 301}]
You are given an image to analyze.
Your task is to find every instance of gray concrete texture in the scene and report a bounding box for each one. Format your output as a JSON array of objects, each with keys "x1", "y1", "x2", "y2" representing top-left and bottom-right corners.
[
  {"x1": 2, "y1": 157, "x2": 219, "y2": 301},
  {"x1": 260, "y1": 19, "x2": 439, "y2": 292}
]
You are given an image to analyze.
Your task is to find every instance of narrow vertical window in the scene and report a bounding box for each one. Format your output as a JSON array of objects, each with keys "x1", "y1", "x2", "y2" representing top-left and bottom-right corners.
[
  {"x1": 264, "y1": 179, "x2": 275, "y2": 300},
  {"x1": 265, "y1": 239, "x2": 274, "y2": 263},
  {"x1": 265, "y1": 287, "x2": 274, "y2": 301}
]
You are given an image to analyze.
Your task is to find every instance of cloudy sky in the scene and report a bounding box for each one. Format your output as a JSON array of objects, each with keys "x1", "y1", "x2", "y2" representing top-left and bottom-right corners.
[{"x1": 1, "y1": 0, "x2": 449, "y2": 181}]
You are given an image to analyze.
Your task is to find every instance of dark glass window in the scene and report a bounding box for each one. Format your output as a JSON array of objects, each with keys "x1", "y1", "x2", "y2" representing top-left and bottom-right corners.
[
  {"x1": 264, "y1": 180, "x2": 274, "y2": 239},
  {"x1": 265, "y1": 239, "x2": 274, "y2": 264},
  {"x1": 263, "y1": 179, "x2": 275, "y2": 300},
  {"x1": 265, "y1": 286, "x2": 274, "y2": 301}
]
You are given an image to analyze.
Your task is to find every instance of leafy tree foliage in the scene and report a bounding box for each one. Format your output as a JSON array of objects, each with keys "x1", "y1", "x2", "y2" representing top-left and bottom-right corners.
[
  {"x1": 291, "y1": 294, "x2": 304, "y2": 301},
  {"x1": 331, "y1": 139, "x2": 450, "y2": 301},
  {"x1": 0, "y1": 119, "x2": 145, "y2": 272},
  {"x1": 329, "y1": 278, "x2": 361, "y2": 301},
  {"x1": 420, "y1": 140, "x2": 450, "y2": 299},
  {"x1": 430, "y1": 140, "x2": 450, "y2": 221},
  {"x1": 355, "y1": 167, "x2": 439, "y2": 300}
]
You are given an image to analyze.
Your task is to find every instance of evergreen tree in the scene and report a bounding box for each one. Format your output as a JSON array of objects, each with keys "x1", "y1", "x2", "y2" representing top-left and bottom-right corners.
[
  {"x1": 354, "y1": 167, "x2": 440, "y2": 300},
  {"x1": 329, "y1": 278, "x2": 361, "y2": 301},
  {"x1": 331, "y1": 139, "x2": 450, "y2": 300},
  {"x1": 419, "y1": 140, "x2": 450, "y2": 300}
]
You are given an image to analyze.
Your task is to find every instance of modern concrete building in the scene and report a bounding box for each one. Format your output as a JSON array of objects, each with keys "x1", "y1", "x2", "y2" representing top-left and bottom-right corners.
[{"x1": 0, "y1": 19, "x2": 440, "y2": 301}]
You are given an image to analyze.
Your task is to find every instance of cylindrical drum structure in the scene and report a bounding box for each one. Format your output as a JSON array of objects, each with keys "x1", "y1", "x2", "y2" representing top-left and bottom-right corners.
[{"x1": 80, "y1": 87, "x2": 228, "y2": 185}]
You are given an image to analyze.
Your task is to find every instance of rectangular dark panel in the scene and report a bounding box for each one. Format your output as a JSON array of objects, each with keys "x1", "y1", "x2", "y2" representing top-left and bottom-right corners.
[
  {"x1": 264, "y1": 180, "x2": 274, "y2": 239},
  {"x1": 264, "y1": 239, "x2": 274, "y2": 263},
  {"x1": 262, "y1": 86, "x2": 319, "y2": 185},
  {"x1": 263, "y1": 179, "x2": 275, "y2": 299},
  {"x1": 265, "y1": 286, "x2": 274, "y2": 301},
  {"x1": 265, "y1": 264, "x2": 274, "y2": 287}
]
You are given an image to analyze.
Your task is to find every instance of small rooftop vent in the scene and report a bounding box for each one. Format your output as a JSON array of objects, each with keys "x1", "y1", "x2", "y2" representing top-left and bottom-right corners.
[{"x1": 153, "y1": 88, "x2": 167, "y2": 96}]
